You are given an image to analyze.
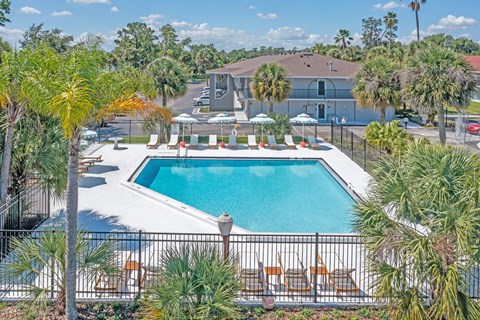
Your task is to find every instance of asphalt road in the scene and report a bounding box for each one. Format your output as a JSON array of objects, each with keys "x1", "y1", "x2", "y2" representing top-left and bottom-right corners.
[{"x1": 168, "y1": 82, "x2": 207, "y2": 116}]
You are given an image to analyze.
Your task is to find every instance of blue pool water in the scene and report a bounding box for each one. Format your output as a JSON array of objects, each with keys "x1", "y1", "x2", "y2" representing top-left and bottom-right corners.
[{"x1": 134, "y1": 158, "x2": 355, "y2": 233}]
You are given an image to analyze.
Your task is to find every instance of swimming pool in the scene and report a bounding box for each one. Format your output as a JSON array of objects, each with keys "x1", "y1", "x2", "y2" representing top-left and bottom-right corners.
[{"x1": 133, "y1": 158, "x2": 355, "y2": 233}]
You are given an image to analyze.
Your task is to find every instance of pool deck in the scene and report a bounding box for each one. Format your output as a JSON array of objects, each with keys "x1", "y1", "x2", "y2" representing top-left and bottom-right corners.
[{"x1": 47, "y1": 139, "x2": 371, "y2": 234}]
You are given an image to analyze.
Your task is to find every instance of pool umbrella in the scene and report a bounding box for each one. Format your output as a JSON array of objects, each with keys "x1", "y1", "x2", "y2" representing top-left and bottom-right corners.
[
  {"x1": 249, "y1": 113, "x2": 275, "y2": 142},
  {"x1": 208, "y1": 113, "x2": 236, "y2": 142},
  {"x1": 172, "y1": 113, "x2": 198, "y2": 142},
  {"x1": 81, "y1": 127, "x2": 98, "y2": 140},
  {"x1": 290, "y1": 113, "x2": 318, "y2": 142}
]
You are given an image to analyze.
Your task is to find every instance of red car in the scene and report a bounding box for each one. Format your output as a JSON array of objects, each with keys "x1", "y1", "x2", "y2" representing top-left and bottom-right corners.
[{"x1": 467, "y1": 123, "x2": 480, "y2": 135}]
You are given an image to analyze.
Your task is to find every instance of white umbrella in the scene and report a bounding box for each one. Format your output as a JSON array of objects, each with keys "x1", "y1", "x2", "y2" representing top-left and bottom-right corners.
[
  {"x1": 208, "y1": 113, "x2": 236, "y2": 142},
  {"x1": 249, "y1": 113, "x2": 275, "y2": 142},
  {"x1": 81, "y1": 127, "x2": 98, "y2": 140},
  {"x1": 290, "y1": 113, "x2": 318, "y2": 142},
  {"x1": 172, "y1": 113, "x2": 199, "y2": 141}
]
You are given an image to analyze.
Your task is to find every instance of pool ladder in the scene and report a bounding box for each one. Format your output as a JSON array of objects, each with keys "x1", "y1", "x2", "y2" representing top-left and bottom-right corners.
[{"x1": 176, "y1": 145, "x2": 188, "y2": 158}]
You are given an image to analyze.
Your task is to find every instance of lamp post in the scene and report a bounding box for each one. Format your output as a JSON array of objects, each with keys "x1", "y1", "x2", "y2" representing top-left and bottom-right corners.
[{"x1": 218, "y1": 212, "x2": 233, "y2": 261}]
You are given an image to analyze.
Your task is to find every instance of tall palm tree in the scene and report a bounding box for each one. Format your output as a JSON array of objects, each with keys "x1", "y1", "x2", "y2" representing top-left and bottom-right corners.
[
  {"x1": 353, "y1": 142, "x2": 480, "y2": 320},
  {"x1": 51, "y1": 75, "x2": 93, "y2": 319},
  {"x1": 250, "y1": 62, "x2": 291, "y2": 113},
  {"x1": 147, "y1": 56, "x2": 188, "y2": 107},
  {"x1": 334, "y1": 29, "x2": 353, "y2": 51},
  {"x1": 353, "y1": 56, "x2": 401, "y2": 123},
  {"x1": 405, "y1": 0, "x2": 427, "y2": 41},
  {"x1": 400, "y1": 46, "x2": 474, "y2": 144},
  {"x1": 381, "y1": 12, "x2": 398, "y2": 48}
]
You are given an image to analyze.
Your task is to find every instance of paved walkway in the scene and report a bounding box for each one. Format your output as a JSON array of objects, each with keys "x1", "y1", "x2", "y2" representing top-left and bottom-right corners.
[{"x1": 45, "y1": 139, "x2": 371, "y2": 234}]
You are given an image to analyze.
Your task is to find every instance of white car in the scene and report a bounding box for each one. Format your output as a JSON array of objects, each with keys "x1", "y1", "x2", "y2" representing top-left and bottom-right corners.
[{"x1": 193, "y1": 95, "x2": 210, "y2": 106}]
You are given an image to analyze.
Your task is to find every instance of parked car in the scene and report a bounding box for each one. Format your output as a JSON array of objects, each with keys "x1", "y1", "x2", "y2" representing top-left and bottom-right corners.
[
  {"x1": 467, "y1": 122, "x2": 480, "y2": 135},
  {"x1": 193, "y1": 95, "x2": 210, "y2": 106}
]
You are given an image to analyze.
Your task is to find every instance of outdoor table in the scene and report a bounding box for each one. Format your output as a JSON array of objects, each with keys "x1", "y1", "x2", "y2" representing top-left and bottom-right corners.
[
  {"x1": 108, "y1": 136, "x2": 124, "y2": 149},
  {"x1": 265, "y1": 266, "x2": 282, "y2": 287}
]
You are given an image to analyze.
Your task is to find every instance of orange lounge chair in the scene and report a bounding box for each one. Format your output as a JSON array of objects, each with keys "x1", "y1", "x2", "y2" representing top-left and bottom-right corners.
[{"x1": 278, "y1": 252, "x2": 311, "y2": 293}]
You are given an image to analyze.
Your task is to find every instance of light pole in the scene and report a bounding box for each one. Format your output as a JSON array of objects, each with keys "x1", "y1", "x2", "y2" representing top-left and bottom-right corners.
[{"x1": 218, "y1": 212, "x2": 233, "y2": 261}]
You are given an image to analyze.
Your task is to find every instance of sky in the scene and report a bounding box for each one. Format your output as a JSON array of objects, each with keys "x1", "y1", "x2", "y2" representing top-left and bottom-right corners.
[{"x1": 2, "y1": 0, "x2": 480, "y2": 51}]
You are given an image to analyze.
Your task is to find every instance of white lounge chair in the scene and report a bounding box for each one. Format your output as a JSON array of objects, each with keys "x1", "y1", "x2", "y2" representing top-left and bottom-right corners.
[
  {"x1": 227, "y1": 135, "x2": 237, "y2": 149},
  {"x1": 189, "y1": 134, "x2": 198, "y2": 149},
  {"x1": 146, "y1": 134, "x2": 159, "y2": 149},
  {"x1": 248, "y1": 135, "x2": 258, "y2": 149},
  {"x1": 268, "y1": 135, "x2": 279, "y2": 150},
  {"x1": 208, "y1": 135, "x2": 218, "y2": 149},
  {"x1": 167, "y1": 134, "x2": 178, "y2": 149},
  {"x1": 307, "y1": 136, "x2": 321, "y2": 150},
  {"x1": 284, "y1": 135, "x2": 296, "y2": 149}
]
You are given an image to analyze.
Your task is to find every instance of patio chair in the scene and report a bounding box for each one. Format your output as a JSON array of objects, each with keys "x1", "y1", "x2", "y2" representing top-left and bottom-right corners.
[
  {"x1": 146, "y1": 134, "x2": 159, "y2": 149},
  {"x1": 277, "y1": 252, "x2": 311, "y2": 293},
  {"x1": 307, "y1": 136, "x2": 321, "y2": 150},
  {"x1": 238, "y1": 251, "x2": 265, "y2": 294},
  {"x1": 208, "y1": 135, "x2": 218, "y2": 149},
  {"x1": 227, "y1": 135, "x2": 237, "y2": 149},
  {"x1": 284, "y1": 135, "x2": 297, "y2": 149},
  {"x1": 94, "y1": 251, "x2": 132, "y2": 296},
  {"x1": 189, "y1": 134, "x2": 199, "y2": 149},
  {"x1": 79, "y1": 155, "x2": 102, "y2": 162},
  {"x1": 328, "y1": 253, "x2": 359, "y2": 296},
  {"x1": 268, "y1": 135, "x2": 279, "y2": 150},
  {"x1": 79, "y1": 159, "x2": 95, "y2": 167},
  {"x1": 248, "y1": 135, "x2": 258, "y2": 149},
  {"x1": 167, "y1": 134, "x2": 178, "y2": 149},
  {"x1": 142, "y1": 250, "x2": 165, "y2": 289}
]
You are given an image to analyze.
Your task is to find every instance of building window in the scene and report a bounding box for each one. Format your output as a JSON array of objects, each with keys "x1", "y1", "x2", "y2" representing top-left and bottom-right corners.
[{"x1": 317, "y1": 80, "x2": 326, "y2": 97}]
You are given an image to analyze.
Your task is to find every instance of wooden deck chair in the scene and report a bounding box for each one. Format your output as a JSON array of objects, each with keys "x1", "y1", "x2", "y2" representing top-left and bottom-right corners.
[
  {"x1": 141, "y1": 250, "x2": 165, "y2": 289},
  {"x1": 146, "y1": 134, "x2": 159, "y2": 149},
  {"x1": 248, "y1": 135, "x2": 258, "y2": 149},
  {"x1": 94, "y1": 251, "x2": 132, "y2": 296},
  {"x1": 278, "y1": 252, "x2": 311, "y2": 293},
  {"x1": 189, "y1": 134, "x2": 199, "y2": 149},
  {"x1": 284, "y1": 135, "x2": 297, "y2": 149},
  {"x1": 307, "y1": 136, "x2": 321, "y2": 150},
  {"x1": 328, "y1": 253, "x2": 359, "y2": 296},
  {"x1": 268, "y1": 135, "x2": 279, "y2": 150},
  {"x1": 167, "y1": 134, "x2": 178, "y2": 149},
  {"x1": 79, "y1": 155, "x2": 102, "y2": 162},
  {"x1": 227, "y1": 134, "x2": 237, "y2": 149},
  {"x1": 238, "y1": 251, "x2": 264, "y2": 294},
  {"x1": 208, "y1": 135, "x2": 218, "y2": 149}
]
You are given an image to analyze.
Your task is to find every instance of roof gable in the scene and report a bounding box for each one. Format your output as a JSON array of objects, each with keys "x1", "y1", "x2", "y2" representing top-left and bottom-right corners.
[{"x1": 465, "y1": 56, "x2": 480, "y2": 73}]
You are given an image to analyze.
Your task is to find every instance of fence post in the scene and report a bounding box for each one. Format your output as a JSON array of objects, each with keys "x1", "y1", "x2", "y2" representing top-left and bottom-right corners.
[
  {"x1": 340, "y1": 125, "x2": 343, "y2": 150},
  {"x1": 363, "y1": 139, "x2": 367, "y2": 171},
  {"x1": 137, "y1": 230, "x2": 143, "y2": 297},
  {"x1": 18, "y1": 190, "x2": 22, "y2": 230},
  {"x1": 314, "y1": 233, "x2": 319, "y2": 303},
  {"x1": 330, "y1": 121, "x2": 334, "y2": 144},
  {"x1": 351, "y1": 132, "x2": 354, "y2": 160},
  {"x1": 129, "y1": 120, "x2": 132, "y2": 144},
  {"x1": 50, "y1": 229, "x2": 55, "y2": 300}
]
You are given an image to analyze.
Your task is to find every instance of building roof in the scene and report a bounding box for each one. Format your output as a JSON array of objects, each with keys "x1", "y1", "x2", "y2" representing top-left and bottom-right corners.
[
  {"x1": 207, "y1": 53, "x2": 359, "y2": 78},
  {"x1": 465, "y1": 56, "x2": 480, "y2": 73}
]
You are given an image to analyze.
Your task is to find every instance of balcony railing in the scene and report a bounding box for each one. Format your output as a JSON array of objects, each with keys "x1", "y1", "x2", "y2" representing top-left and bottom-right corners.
[{"x1": 237, "y1": 88, "x2": 354, "y2": 100}]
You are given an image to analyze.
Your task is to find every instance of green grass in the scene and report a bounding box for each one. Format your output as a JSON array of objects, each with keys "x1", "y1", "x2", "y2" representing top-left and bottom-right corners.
[
  {"x1": 199, "y1": 106, "x2": 209, "y2": 113},
  {"x1": 444, "y1": 101, "x2": 480, "y2": 115}
]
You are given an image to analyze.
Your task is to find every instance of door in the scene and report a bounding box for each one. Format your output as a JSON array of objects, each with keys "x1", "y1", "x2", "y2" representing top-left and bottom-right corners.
[{"x1": 318, "y1": 104, "x2": 326, "y2": 120}]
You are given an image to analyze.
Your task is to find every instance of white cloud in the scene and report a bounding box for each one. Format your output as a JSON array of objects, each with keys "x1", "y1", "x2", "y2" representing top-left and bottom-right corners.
[
  {"x1": 171, "y1": 20, "x2": 192, "y2": 28},
  {"x1": 257, "y1": 13, "x2": 278, "y2": 20},
  {"x1": 51, "y1": 11, "x2": 72, "y2": 17},
  {"x1": 427, "y1": 15, "x2": 478, "y2": 32},
  {"x1": 110, "y1": 6, "x2": 119, "y2": 12},
  {"x1": 372, "y1": 1, "x2": 406, "y2": 11},
  {"x1": 68, "y1": 0, "x2": 111, "y2": 4},
  {"x1": 248, "y1": 5, "x2": 256, "y2": 10},
  {"x1": 140, "y1": 14, "x2": 164, "y2": 25},
  {"x1": 20, "y1": 6, "x2": 41, "y2": 14},
  {"x1": 0, "y1": 26, "x2": 24, "y2": 47}
]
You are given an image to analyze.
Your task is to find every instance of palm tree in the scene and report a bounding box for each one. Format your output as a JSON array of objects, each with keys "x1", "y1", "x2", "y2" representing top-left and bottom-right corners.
[
  {"x1": 400, "y1": 46, "x2": 474, "y2": 144},
  {"x1": 405, "y1": 0, "x2": 427, "y2": 41},
  {"x1": 0, "y1": 229, "x2": 118, "y2": 314},
  {"x1": 381, "y1": 12, "x2": 398, "y2": 48},
  {"x1": 147, "y1": 56, "x2": 188, "y2": 107},
  {"x1": 195, "y1": 47, "x2": 218, "y2": 85},
  {"x1": 353, "y1": 142, "x2": 480, "y2": 320},
  {"x1": 334, "y1": 29, "x2": 353, "y2": 51},
  {"x1": 144, "y1": 244, "x2": 240, "y2": 319},
  {"x1": 250, "y1": 62, "x2": 291, "y2": 113},
  {"x1": 353, "y1": 56, "x2": 401, "y2": 123}
]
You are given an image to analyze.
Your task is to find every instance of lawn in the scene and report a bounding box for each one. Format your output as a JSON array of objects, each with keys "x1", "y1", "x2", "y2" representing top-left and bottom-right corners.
[{"x1": 445, "y1": 101, "x2": 480, "y2": 115}]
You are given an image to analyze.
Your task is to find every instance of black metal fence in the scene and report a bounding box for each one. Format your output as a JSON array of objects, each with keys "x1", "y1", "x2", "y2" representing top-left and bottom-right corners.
[
  {"x1": 0, "y1": 230, "x2": 373, "y2": 304},
  {"x1": 0, "y1": 182, "x2": 50, "y2": 231},
  {"x1": 329, "y1": 123, "x2": 388, "y2": 174}
]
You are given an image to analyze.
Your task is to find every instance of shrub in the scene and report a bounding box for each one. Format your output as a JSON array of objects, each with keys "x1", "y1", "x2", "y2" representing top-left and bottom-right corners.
[
  {"x1": 143, "y1": 244, "x2": 240, "y2": 320},
  {"x1": 357, "y1": 307, "x2": 372, "y2": 317},
  {"x1": 262, "y1": 112, "x2": 292, "y2": 137},
  {"x1": 275, "y1": 308, "x2": 286, "y2": 318},
  {"x1": 301, "y1": 308, "x2": 315, "y2": 318},
  {"x1": 365, "y1": 120, "x2": 412, "y2": 156}
]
